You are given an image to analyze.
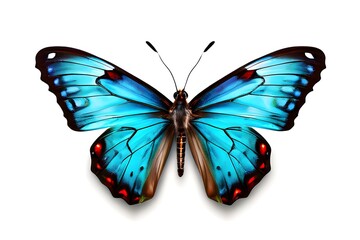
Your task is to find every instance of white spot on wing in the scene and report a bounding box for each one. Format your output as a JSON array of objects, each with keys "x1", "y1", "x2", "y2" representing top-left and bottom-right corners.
[
  {"x1": 305, "y1": 52, "x2": 314, "y2": 59},
  {"x1": 47, "y1": 52, "x2": 56, "y2": 59}
]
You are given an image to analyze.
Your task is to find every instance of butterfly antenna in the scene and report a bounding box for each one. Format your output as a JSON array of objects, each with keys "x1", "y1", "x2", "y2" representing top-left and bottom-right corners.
[
  {"x1": 146, "y1": 41, "x2": 178, "y2": 91},
  {"x1": 183, "y1": 41, "x2": 215, "y2": 90}
]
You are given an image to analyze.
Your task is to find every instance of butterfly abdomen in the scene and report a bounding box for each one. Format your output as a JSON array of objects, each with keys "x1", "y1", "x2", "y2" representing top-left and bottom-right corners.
[{"x1": 177, "y1": 132, "x2": 186, "y2": 177}]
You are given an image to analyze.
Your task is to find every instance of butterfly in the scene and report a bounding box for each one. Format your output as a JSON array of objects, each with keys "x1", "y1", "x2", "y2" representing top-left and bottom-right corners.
[{"x1": 36, "y1": 42, "x2": 326, "y2": 205}]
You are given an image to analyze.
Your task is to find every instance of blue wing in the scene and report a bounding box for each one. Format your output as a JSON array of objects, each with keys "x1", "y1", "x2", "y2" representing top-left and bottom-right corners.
[
  {"x1": 190, "y1": 47, "x2": 326, "y2": 130},
  {"x1": 36, "y1": 47, "x2": 172, "y2": 131},
  {"x1": 36, "y1": 47, "x2": 174, "y2": 204},
  {"x1": 91, "y1": 121, "x2": 174, "y2": 204},
  {"x1": 187, "y1": 124, "x2": 270, "y2": 205},
  {"x1": 188, "y1": 47, "x2": 325, "y2": 204}
]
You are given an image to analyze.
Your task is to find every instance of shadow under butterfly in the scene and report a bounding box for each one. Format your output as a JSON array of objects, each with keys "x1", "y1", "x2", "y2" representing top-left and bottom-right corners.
[{"x1": 35, "y1": 42, "x2": 326, "y2": 205}]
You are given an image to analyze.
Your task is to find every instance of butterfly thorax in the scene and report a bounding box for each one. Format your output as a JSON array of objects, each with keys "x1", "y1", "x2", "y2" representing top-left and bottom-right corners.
[{"x1": 169, "y1": 90, "x2": 192, "y2": 177}]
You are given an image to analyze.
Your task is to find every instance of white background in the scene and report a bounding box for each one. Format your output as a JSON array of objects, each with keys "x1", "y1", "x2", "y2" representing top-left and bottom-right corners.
[{"x1": 1, "y1": 0, "x2": 359, "y2": 239}]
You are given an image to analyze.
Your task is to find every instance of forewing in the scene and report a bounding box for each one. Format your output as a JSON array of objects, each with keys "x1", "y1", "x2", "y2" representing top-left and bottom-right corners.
[
  {"x1": 36, "y1": 47, "x2": 172, "y2": 131},
  {"x1": 91, "y1": 120, "x2": 174, "y2": 204},
  {"x1": 190, "y1": 47, "x2": 326, "y2": 130},
  {"x1": 187, "y1": 122, "x2": 270, "y2": 205}
]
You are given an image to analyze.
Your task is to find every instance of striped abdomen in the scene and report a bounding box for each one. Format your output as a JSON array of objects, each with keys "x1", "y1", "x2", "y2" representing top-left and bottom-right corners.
[{"x1": 177, "y1": 131, "x2": 186, "y2": 177}]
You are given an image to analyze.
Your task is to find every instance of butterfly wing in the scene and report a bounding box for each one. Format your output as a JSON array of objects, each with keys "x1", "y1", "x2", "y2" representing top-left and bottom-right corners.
[
  {"x1": 187, "y1": 124, "x2": 270, "y2": 205},
  {"x1": 91, "y1": 122, "x2": 174, "y2": 204},
  {"x1": 190, "y1": 47, "x2": 325, "y2": 130},
  {"x1": 36, "y1": 47, "x2": 174, "y2": 204},
  {"x1": 36, "y1": 47, "x2": 172, "y2": 131},
  {"x1": 188, "y1": 47, "x2": 326, "y2": 204}
]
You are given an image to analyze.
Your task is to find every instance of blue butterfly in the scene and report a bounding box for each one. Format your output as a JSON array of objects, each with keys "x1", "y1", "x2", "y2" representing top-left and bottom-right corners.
[{"x1": 36, "y1": 42, "x2": 325, "y2": 205}]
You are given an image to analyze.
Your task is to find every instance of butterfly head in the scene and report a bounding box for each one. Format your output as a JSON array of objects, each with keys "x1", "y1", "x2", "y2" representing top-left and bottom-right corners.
[{"x1": 173, "y1": 90, "x2": 188, "y2": 100}]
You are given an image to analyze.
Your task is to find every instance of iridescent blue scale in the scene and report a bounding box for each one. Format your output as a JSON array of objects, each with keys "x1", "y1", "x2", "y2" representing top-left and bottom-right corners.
[{"x1": 36, "y1": 45, "x2": 325, "y2": 205}]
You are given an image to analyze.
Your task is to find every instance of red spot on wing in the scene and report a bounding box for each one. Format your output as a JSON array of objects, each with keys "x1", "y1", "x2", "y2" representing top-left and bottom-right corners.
[
  {"x1": 221, "y1": 188, "x2": 244, "y2": 204},
  {"x1": 232, "y1": 188, "x2": 242, "y2": 201},
  {"x1": 241, "y1": 70, "x2": 255, "y2": 80},
  {"x1": 259, "y1": 163, "x2": 265, "y2": 169},
  {"x1": 221, "y1": 196, "x2": 228, "y2": 204},
  {"x1": 259, "y1": 143, "x2": 267, "y2": 155},
  {"x1": 106, "y1": 70, "x2": 121, "y2": 80},
  {"x1": 94, "y1": 143, "x2": 103, "y2": 157},
  {"x1": 105, "y1": 177, "x2": 113, "y2": 184},
  {"x1": 247, "y1": 176, "x2": 256, "y2": 185},
  {"x1": 96, "y1": 163, "x2": 102, "y2": 170},
  {"x1": 119, "y1": 189, "x2": 129, "y2": 198}
]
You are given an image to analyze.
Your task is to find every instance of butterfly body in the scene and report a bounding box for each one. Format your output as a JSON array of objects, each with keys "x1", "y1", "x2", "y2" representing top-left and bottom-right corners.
[
  {"x1": 36, "y1": 45, "x2": 325, "y2": 205},
  {"x1": 170, "y1": 90, "x2": 191, "y2": 177}
]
